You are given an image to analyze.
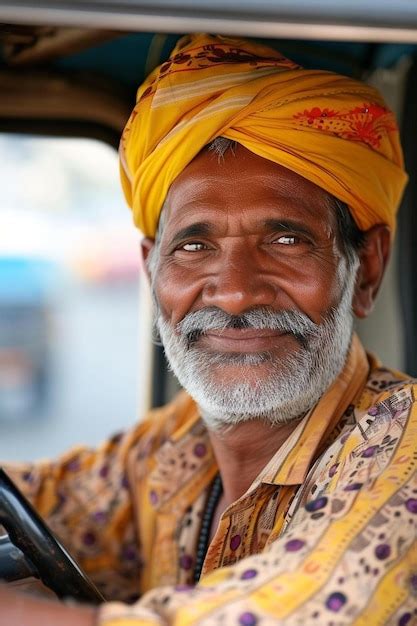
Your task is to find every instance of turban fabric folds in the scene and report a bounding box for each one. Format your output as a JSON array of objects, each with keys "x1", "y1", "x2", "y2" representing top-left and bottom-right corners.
[{"x1": 120, "y1": 33, "x2": 407, "y2": 238}]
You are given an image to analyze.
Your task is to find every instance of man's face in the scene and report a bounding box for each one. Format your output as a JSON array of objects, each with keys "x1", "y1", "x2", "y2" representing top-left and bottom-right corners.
[{"x1": 149, "y1": 145, "x2": 356, "y2": 428}]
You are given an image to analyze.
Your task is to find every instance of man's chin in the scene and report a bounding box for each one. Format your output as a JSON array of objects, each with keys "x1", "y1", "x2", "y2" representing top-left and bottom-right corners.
[
  {"x1": 196, "y1": 356, "x2": 295, "y2": 390},
  {"x1": 179, "y1": 357, "x2": 316, "y2": 426},
  {"x1": 191, "y1": 383, "x2": 309, "y2": 429}
]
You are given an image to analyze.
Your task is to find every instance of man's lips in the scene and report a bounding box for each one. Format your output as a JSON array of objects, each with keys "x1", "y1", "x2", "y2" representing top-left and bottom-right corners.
[
  {"x1": 197, "y1": 328, "x2": 292, "y2": 352},
  {"x1": 206, "y1": 328, "x2": 287, "y2": 339}
]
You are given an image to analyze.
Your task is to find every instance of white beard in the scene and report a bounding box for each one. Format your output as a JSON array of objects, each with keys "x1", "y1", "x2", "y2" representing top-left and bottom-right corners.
[{"x1": 155, "y1": 265, "x2": 357, "y2": 431}]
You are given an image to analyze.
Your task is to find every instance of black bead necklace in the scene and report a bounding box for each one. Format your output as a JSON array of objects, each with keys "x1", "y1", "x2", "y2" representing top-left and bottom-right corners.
[{"x1": 193, "y1": 473, "x2": 223, "y2": 583}]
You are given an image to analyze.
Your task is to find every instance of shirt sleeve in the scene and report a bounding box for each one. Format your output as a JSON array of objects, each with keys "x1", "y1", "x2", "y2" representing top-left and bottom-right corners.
[
  {"x1": 1, "y1": 421, "x2": 150, "y2": 603},
  {"x1": 98, "y1": 396, "x2": 417, "y2": 625}
]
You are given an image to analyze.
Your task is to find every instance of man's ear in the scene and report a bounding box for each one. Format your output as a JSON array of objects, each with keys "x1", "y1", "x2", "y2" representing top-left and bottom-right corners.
[
  {"x1": 352, "y1": 224, "x2": 391, "y2": 319},
  {"x1": 140, "y1": 237, "x2": 155, "y2": 281}
]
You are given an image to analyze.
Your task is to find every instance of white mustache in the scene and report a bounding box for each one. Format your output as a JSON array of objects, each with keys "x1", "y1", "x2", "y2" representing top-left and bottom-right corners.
[{"x1": 177, "y1": 307, "x2": 319, "y2": 345}]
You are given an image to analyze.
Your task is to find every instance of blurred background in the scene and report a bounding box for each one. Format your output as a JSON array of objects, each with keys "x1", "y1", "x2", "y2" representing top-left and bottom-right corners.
[
  {"x1": 0, "y1": 13, "x2": 416, "y2": 462},
  {"x1": 0, "y1": 134, "x2": 145, "y2": 460}
]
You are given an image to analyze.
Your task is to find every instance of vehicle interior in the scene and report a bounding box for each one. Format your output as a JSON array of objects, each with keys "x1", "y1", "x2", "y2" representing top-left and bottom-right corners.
[{"x1": 0, "y1": 0, "x2": 417, "y2": 601}]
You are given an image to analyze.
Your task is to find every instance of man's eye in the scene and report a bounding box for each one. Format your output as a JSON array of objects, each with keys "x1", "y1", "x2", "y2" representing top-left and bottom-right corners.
[
  {"x1": 273, "y1": 235, "x2": 301, "y2": 245},
  {"x1": 181, "y1": 242, "x2": 207, "y2": 252}
]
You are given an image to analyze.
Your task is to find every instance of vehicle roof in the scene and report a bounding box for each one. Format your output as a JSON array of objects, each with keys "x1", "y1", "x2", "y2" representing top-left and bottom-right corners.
[
  {"x1": 0, "y1": 28, "x2": 415, "y2": 93},
  {"x1": 2, "y1": 0, "x2": 417, "y2": 43},
  {"x1": 0, "y1": 0, "x2": 417, "y2": 90}
]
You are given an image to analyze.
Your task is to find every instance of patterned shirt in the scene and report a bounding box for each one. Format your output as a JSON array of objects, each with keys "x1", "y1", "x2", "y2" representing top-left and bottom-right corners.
[{"x1": 4, "y1": 335, "x2": 417, "y2": 625}]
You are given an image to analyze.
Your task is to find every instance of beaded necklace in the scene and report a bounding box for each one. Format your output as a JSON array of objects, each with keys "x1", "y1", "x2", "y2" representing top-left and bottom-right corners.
[{"x1": 193, "y1": 473, "x2": 223, "y2": 583}]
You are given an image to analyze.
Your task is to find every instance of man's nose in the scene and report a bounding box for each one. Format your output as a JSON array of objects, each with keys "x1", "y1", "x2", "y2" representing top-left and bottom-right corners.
[{"x1": 201, "y1": 252, "x2": 276, "y2": 315}]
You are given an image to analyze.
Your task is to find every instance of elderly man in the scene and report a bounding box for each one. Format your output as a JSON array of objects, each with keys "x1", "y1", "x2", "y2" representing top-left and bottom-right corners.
[{"x1": 0, "y1": 34, "x2": 416, "y2": 626}]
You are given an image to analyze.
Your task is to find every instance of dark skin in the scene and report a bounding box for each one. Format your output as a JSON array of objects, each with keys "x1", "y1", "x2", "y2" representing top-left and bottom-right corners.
[
  {"x1": 0, "y1": 144, "x2": 390, "y2": 624},
  {"x1": 142, "y1": 144, "x2": 390, "y2": 515}
]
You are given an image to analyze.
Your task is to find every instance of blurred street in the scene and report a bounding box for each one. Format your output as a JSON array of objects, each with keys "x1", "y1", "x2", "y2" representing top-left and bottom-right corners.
[
  {"x1": 0, "y1": 278, "x2": 144, "y2": 462},
  {"x1": 0, "y1": 134, "x2": 146, "y2": 463}
]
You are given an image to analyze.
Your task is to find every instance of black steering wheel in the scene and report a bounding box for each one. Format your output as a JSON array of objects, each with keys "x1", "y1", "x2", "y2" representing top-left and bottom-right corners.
[{"x1": 0, "y1": 468, "x2": 104, "y2": 604}]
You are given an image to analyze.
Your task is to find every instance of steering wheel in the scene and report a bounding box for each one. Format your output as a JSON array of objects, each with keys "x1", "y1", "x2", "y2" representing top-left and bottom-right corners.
[{"x1": 0, "y1": 468, "x2": 104, "y2": 604}]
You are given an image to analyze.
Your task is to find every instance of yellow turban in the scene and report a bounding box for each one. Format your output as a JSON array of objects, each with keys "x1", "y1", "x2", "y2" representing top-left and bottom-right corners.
[{"x1": 120, "y1": 33, "x2": 408, "y2": 238}]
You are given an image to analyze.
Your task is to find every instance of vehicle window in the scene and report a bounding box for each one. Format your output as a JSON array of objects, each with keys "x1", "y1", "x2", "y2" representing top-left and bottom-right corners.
[
  {"x1": 355, "y1": 62, "x2": 407, "y2": 373},
  {"x1": 0, "y1": 134, "x2": 149, "y2": 461}
]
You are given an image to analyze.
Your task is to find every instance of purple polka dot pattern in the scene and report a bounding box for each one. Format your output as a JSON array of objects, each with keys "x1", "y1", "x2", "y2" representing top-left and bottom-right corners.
[
  {"x1": 328, "y1": 463, "x2": 339, "y2": 477},
  {"x1": 99, "y1": 465, "x2": 109, "y2": 478},
  {"x1": 239, "y1": 612, "x2": 258, "y2": 626},
  {"x1": 67, "y1": 459, "x2": 80, "y2": 472},
  {"x1": 325, "y1": 591, "x2": 347, "y2": 612},
  {"x1": 6, "y1": 360, "x2": 417, "y2": 621},
  {"x1": 193, "y1": 443, "x2": 207, "y2": 458},
  {"x1": 82, "y1": 531, "x2": 96, "y2": 546},
  {"x1": 122, "y1": 545, "x2": 137, "y2": 561},
  {"x1": 375, "y1": 544, "x2": 391, "y2": 560},
  {"x1": 398, "y1": 613, "x2": 411, "y2": 626},
  {"x1": 180, "y1": 554, "x2": 194, "y2": 570},
  {"x1": 285, "y1": 539, "x2": 305, "y2": 552},
  {"x1": 305, "y1": 496, "x2": 327, "y2": 512},
  {"x1": 344, "y1": 482, "x2": 362, "y2": 491},
  {"x1": 361, "y1": 445, "x2": 378, "y2": 458},
  {"x1": 405, "y1": 498, "x2": 417, "y2": 514}
]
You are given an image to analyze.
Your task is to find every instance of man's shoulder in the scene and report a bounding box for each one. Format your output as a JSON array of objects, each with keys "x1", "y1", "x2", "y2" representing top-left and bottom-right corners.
[
  {"x1": 352, "y1": 361, "x2": 417, "y2": 436},
  {"x1": 297, "y1": 363, "x2": 417, "y2": 520},
  {"x1": 334, "y1": 362, "x2": 417, "y2": 481},
  {"x1": 358, "y1": 358, "x2": 417, "y2": 414}
]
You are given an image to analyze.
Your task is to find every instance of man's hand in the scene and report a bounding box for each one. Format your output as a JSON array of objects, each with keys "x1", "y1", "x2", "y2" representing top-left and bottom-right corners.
[{"x1": 0, "y1": 585, "x2": 97, "y2": 626}]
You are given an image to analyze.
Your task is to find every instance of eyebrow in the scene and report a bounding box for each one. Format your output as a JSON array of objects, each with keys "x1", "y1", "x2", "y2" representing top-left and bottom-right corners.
[
  {"x1": 263, "y1": 219, "x2": 316, "y2": 239},
  {"x1": 169, "y1": 222, "x2": 214, "y2": 248},
  {"x1": 168, "y1": 217, "x2": 318, "y2": 249}
]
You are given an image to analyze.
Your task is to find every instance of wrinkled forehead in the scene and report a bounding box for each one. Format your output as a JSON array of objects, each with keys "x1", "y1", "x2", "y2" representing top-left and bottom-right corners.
[{"x1": 161, "y1": 144, "x2": 338, "y2": 238}]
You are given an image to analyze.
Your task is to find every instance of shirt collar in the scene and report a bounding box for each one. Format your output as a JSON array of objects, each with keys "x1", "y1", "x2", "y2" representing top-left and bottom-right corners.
[
  {"x1": 150, "y1": 334, "x2": 369, "y2": 508},
  {"x1": 254, "y1": 333, "x2": 369, "y2": 487}
]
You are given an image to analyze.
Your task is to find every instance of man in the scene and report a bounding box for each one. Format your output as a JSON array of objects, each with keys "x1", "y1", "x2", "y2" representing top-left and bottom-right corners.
[{"x1": 0, "y1": 33, "x2": 416, "y2": 625}]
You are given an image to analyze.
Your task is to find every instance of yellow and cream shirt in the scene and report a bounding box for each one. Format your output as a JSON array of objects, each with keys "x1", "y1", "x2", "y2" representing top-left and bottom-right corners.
[{"x1": 5, "y1": 336, "x2": 417, "y2": 625}]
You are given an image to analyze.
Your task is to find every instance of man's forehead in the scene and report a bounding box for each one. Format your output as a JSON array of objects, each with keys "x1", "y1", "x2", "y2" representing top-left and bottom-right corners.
[{"x1": 163, "y1": 146, "x2": 337, "y2": 235}]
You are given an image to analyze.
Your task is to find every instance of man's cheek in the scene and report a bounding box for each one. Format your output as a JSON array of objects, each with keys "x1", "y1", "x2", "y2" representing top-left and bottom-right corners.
[
  {"x1": 153, "y1": 280, "x2": 188, "y2": 326},
  {"x1": 288, "y1": 275, "x2": 344, "y2": 325},
  {"x1": 155, "y1": 269, "x2": 204, "y2": 325}
]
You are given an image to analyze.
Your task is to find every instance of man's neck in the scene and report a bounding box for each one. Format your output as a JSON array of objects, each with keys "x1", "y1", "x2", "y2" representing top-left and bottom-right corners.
[{"x1": 206, "y1": 418, "x2": 299, "y2": 508}]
